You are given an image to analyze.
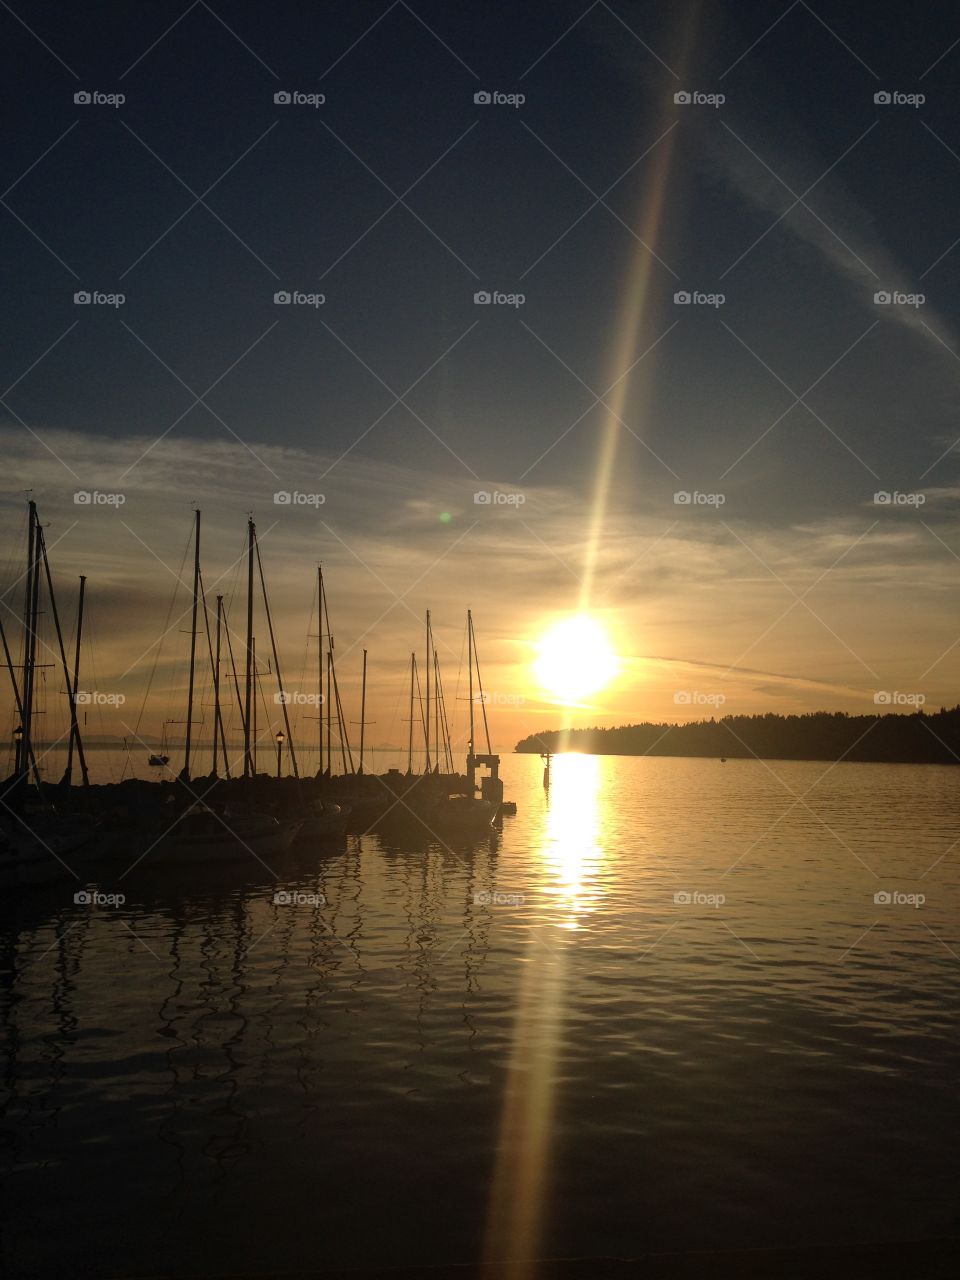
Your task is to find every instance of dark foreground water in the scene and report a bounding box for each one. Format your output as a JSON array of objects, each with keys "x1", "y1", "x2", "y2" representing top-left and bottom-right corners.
[{"x1": 1, "y1": 753, "x2": 959, "y2": 1277}]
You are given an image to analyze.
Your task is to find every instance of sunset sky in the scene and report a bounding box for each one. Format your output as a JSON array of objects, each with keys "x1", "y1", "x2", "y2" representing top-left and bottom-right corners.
[{"x1": 3, "y1": 0, "x2": 960, "y2": 754}]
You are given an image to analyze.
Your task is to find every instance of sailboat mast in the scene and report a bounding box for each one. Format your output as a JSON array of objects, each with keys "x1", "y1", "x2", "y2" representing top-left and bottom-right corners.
[
  {"x1": 407, "y1": 652, "x2": 415, "y2": 774},
  {"x1": 65, "y1": 574, "x2": 86, "y2": 782},
  {"x1": 182, "y1": 508, "x2": 200, "y2": 781},
  {"x1": 358, "y1": 649, "x2": 367, "y2": 775},
  {"x1": 468, "y1": 608, "x2": 474, "y2": 758},
  {"x1": 251, "y1": 635, "x2": 257, "y2": 775},
  {"x1": 321, "y1": 565, "x2": 330, "y2": 773},
  {"x1": 212, "y1": 593, "x2": 223, "y2": 776},
  {"x1": 243, "y1": 516, "x2": 254, "y2": 777},
  {"x1": 19, "y1": 500, "x2": 37, "y2": 782},
  {"x1": 326, "y1": 650, "x2": 332, "y2": 772},
  {"x1": 424, "y1": 610, "x2": 431, "y2": 774}
]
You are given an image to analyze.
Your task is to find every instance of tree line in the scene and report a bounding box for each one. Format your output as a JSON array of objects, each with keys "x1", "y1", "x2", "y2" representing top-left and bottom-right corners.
[{"x1": 515, "y1": 708, "x2": 960, "y2": 764}]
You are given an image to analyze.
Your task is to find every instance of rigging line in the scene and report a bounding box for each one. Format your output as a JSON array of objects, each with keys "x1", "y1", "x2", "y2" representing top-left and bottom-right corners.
[
  {"x1": 254, "y1": 534, "x2": 299, "y2": 778},
  {"x1": 436, "y1": 655, "x2": 454, "y2": 772},
  {"x1": 198, "y1": 570, "x2": 229, "y2": 777},
  {"x1": 83, "y1": 599, "x2": 118, "y2": 783},
  {"x1": 132, "y1": 528, "x2": 191, "y2": 738},
  {"x1": 332, "y1": 656, "x2": 353, "y2": 774},
  {"x1": 453, "y1": 615, "x2": 467, "y2": 760},
  {"x1": 221, "y1": 598, "x2": 247, "y2": 728},
  {"x1": 292, "y1": 571, "x2": 318, "y2": 749},
  {"x1": 472, "y1": 617, "x2": 492, "y2": 755},
  {"x1": 414, "y1": 659, "x2": 427, "y2": 767},
  {"x1": 38, "y1": 525, "x2": 88, "y2": 786}
]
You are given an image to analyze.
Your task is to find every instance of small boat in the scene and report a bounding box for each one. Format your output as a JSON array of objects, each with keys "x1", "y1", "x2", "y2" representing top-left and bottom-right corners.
[
  {"x1": 148, "y1": 721, "x2": 173, "y2": 767},
  {"x1": 500, "y1": 800, "x2": 517, "y2": 815},
  {"x1": 146, "y1": 804, "x2": 303, "y2": 863}
]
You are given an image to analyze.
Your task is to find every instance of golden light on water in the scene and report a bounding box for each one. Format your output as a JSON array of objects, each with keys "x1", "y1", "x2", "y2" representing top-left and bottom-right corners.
[
  {"x1": 533, "y1": 615, "x2": 619, "y2": 702},
  {"x1": 542, "y1": 753, "x2": 603, "y2": 926},
  {"x1": 482, "y1": 755, "x2": 603, "y2": 1276},
  {"x1": 484, "y1": 5, "x2": 695, "y2": 1261}
]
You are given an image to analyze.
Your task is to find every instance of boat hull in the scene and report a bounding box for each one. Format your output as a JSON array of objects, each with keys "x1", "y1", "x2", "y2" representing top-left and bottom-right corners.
[{"x1": 145, "y1": 815, "x2": 303, "y2": 864}]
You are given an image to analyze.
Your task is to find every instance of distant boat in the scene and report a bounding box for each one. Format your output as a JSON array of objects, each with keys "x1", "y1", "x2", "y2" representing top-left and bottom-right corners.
[{"x1": 148, "y1": 722, "x2": 172, "y2": 767}]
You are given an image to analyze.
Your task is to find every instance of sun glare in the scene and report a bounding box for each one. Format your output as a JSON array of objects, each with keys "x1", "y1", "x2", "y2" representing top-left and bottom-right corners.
[{"x1": 533, "y1": 615, "x2": 619, "y2": 701}]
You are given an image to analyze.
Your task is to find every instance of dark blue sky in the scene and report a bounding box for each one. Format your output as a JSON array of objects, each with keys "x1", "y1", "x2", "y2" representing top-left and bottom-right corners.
[{"x1": 5, "y1": 0, "x2": 960, "y2": 513}]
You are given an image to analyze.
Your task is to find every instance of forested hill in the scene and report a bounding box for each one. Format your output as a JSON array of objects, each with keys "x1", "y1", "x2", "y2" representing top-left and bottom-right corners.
[{"x1": 515, "y1": 709, "x2": 960, "y2": 764}]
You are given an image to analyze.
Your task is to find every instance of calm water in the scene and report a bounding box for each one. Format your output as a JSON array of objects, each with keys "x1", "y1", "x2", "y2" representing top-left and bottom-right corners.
[{"x1": 2, "y1": 753, "x2": 959, "y2": 1277}]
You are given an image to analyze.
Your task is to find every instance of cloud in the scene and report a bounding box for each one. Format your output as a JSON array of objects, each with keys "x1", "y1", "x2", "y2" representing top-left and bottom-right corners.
[{"x1": 708, "y1": 121, "x2": 960, "y2": 353}]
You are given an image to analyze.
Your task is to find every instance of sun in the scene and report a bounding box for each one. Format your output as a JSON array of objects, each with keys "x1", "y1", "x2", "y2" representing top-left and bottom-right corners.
[{"x1": 533, "y1": 615, "x2": 619, "y2": 701}]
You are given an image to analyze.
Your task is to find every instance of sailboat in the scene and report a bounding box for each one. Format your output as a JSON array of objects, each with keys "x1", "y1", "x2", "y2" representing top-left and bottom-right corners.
[
  {"x1": 377, "y1": 611, "x2": 498, "y2": 838},
  {"x1": 142, "y1": 512, "x2": 303, "y2": 863},
  {"x1": 0, "y1": 500, "x2": 97, "y2": 887},
  {"x1": 148, "y1": 721, "x2": 172, "y2": 767},
  {"x1": 427, "y1": 610, "x2": 499, "y2": 832}
]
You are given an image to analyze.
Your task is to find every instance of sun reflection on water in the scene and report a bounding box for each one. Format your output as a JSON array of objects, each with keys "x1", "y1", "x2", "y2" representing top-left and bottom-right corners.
[
  {"x1": 482, "y1": 753, "x2": 604, "y2": 1277},
  {"x1": 541, "y1": 752, "x2": 604, "y2": 928}
]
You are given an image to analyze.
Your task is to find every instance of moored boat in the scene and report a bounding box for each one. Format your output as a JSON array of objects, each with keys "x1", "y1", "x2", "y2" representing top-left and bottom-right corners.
[
  {"x1": 0, "y1": 813, "x2": 98, "y2": 888},
  {"x1": 145, "y1": 804, "x2": 303, "y2": 864}
]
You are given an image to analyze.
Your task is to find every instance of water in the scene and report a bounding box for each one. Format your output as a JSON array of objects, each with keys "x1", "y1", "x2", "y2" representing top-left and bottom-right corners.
[{"x1": 2, "y1": 753, "x2": 959, "y2": 1277}]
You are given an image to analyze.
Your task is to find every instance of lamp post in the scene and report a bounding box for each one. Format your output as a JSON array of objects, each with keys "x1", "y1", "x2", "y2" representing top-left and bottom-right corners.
[{"x1": 275, "y1": 730, "x2": 284, "y2": 778}]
